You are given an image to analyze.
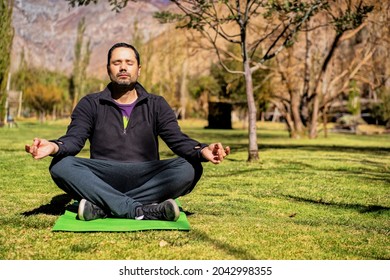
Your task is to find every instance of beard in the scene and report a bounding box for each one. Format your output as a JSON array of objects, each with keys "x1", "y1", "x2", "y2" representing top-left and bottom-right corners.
[
  {"x1": 116, "y1": 79, "x2": 132, "y2": 86},
  {"x1": 109, "y1": 72, "x2": 135, "y2": 88}
]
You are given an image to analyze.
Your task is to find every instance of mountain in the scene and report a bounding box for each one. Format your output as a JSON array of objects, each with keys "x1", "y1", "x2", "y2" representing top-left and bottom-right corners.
[{"x1": 11, "y1": 0, "x2": 174, "y2": 79}]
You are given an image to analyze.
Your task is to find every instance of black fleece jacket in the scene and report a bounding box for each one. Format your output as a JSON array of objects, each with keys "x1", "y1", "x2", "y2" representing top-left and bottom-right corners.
[{"x1": 51, "y1": 83, "x2": 208, "y2": 162}]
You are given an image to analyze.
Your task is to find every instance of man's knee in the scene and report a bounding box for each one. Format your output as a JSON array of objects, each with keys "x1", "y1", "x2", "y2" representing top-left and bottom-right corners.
[
  {"x1": 49, "y1": 156, "x2": 77, "y2": 178},
  {"x1": 172, "y1": 158, "x2": 203, "y2": 195}
]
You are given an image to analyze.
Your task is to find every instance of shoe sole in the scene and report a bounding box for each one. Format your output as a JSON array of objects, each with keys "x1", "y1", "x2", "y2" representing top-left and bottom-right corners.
[
  {"x1": 165, "y1": 199, "x2": 180, "y2": 222},
  {"x1": 78, "y1": 199, "x2": 87, "y2": 221}
]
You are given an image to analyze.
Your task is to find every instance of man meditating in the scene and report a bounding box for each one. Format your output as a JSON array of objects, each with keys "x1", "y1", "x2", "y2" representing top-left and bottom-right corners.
[{"x1": 25, "y1": 42, "x2": 230, "y2": 222}]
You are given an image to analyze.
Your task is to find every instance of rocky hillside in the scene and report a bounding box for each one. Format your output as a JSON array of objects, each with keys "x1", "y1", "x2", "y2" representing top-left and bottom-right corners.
[{"x1": 11, "y1": 0, "x2": 174, "y2": 78}]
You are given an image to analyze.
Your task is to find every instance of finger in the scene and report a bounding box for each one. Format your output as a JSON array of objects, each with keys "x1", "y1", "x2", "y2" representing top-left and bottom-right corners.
[
  {"x1": 217, "y1": 143, "x2": 224, "y2": 153},
  {"x1": 219, "y1": 148, "x2": 225, "y2": 159},
  {"x1": 221, "y1": 144, "x2": 228, "y2": 157},
  {"x1": 33, "y1": 138, "x2": 41, "y2": 147},
  {"x1": 32, "y1": 144, "x2": 37, "y2": 155},
  {"x1": 218, "y1": 150, "x2": 225, "y2": 161},
  {"x1": 212, "y1": 143, "x2": 220, "y2": 154}
]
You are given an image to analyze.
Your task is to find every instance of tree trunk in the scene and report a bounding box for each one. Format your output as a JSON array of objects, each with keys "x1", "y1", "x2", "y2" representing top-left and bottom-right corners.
[
  {"x1": 180, "y1": 58, "x2": 188, "y2": 120},
  {"x1": 244, "y1": 59, "x2": 259, "y2": 161},
  {"x1": 285, "y1": 110, "x2": 296, "y2": 138},
  {"x1": 309, "y1": 94, "x2": 320, "y2": 138},
  {"x1": 39, "y1": 111, "x2": 46, "y2": 123},
  {"x1": 72, "y1": 88, "x2": 79, "y2": 110},
  {"x1": 310, "y1": 33, "x2": 342, "y2": 139},
  {"x1": 323, "y1": 103, "x2": 329, "y2": 138},
  {"x1": 291, "y1": 91, "x2": 305, "y2": 138}
]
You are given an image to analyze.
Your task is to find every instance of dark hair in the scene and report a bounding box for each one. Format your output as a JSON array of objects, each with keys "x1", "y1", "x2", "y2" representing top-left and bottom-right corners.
[{"x1": 107, "y1": 42, "x2": 140, "y2": 67}]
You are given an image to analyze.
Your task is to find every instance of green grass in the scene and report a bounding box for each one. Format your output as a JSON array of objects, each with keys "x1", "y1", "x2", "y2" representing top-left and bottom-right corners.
[{"x1": 0, "y1": 119, "x2": 389, "y2": 260}]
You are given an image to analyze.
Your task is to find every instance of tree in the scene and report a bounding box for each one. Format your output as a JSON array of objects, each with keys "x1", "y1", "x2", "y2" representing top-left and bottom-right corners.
[
  {"x1": 154, "y1": 0, "x2": 327, "y2": 161},
  {"x1": 361, "y1": 1, "x2": 390, "y2": 126},
  {"x1": 132, "y1": 19, "x2": 155, "y2": 91},
  {"x1": 307, "y1": 0, "x2": 373, "y2": 138},
  {"x1": 25, "y1": 83, "x2": 62, "y2": 123},
  {"x1": 378, "y1": 88, "x2": 390, "y2": 128},
  {"x1": 18, "y1": 68, "x2": 66, "y2": 122},
  {"x1": 142, "y1": 25, "x2": 198, "y2": 118},
  {"x1": 192, "y1": 44, "x2": 272, "y2": 123},
  {"x1": 270, "y1": 0, "x2": 374, "y2": 138},
  {"x1": 12, "y1": 63, "x2": 71, "y2": 120},
  {"x1": 70, "y1": 17, "x2": 91, "y2": 109},
  {"x1": 347, "y1": 80, "x2": 360, "y2": 116},
  {"x1": 0, "y1": 0, "x2": 14, "y2": 124},
  {"x1": 188, "y1": 75, "x2": 220, "y2": 119}
]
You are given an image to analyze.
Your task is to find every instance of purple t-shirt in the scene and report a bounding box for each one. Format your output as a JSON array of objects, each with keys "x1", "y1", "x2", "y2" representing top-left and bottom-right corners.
[{"x1": 115, "y1": 101, "x2": 136, "y2": 128}]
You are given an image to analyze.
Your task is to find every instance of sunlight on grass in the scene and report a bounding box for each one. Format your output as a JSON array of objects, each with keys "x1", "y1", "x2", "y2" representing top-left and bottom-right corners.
[{"x1": 0, "y1": 119, "x2": 389, "y2": 260}]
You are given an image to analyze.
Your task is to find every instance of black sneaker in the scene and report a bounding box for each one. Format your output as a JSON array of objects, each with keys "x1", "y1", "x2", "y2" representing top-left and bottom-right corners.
[
  {"x1": 78, "y1": 199, "x2": 107, "y2": 221},
  {"x1": 136, "y1": 199, "x2": 180, "y2": 221}
]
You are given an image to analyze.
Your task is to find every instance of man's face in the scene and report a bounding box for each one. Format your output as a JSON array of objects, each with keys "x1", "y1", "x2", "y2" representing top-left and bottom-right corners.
[{"x1": 107, "y1": 47, "x2": 141, "y2": 86}]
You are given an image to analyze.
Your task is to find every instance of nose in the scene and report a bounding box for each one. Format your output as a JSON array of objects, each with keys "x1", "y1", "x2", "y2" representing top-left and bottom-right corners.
[{"x1": 119, "y1": 63, "x2": 127, "y2": 71}]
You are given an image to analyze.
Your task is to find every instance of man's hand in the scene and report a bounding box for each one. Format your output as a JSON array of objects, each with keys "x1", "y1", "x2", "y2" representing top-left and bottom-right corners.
[
  {"x1": 25, "y1": 138, "x2": 59, "y2": 160},
  {"x1": 201, "y1": 143, "x2": 230, "y2": 164}
]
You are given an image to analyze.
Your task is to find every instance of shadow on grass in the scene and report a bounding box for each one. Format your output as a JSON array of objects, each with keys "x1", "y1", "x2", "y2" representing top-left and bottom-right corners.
[
  {"x1": 261, "y1": 144, "x2": 390, "y2": 155},
  {"x1": 201, "y1": 143, "x2": 390, "y2": 156},
  {"x1": 271, "y1": 157, "x2": 390, "y2": 185},
  {"x1": 284, "y1": 194, "x2": 390, "y2": 214},
  {"x1": 191, "y1": 228, "x2": 257, "y2": 259},
  {"x1": 22, "y1": 194, "x2": 74, "y2": 216}
]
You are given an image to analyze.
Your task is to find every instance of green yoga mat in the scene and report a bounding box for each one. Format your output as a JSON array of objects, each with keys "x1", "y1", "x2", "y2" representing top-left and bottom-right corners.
[{"x1": 52, "y1": 203, "x2": 190, "y2": 232}]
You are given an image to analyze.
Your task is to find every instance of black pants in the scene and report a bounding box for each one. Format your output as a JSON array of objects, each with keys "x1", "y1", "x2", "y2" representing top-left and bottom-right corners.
[{"x1": 49, "y1": 156, "x2": 203, "y2": 218}]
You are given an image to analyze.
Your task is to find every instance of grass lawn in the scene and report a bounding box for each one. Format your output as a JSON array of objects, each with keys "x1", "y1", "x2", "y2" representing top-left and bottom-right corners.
[{"x1": 0, "y1": 119, "x2": 389, "y2": 260}]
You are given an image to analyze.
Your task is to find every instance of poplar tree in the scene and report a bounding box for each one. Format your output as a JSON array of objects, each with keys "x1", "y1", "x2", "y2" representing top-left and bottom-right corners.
[
  {"x1": 0, "y1": 0, "x2": 14, "y2": 123},
  {"x1": 70, "y1": 17, "x2": 91, "y2": 109}
]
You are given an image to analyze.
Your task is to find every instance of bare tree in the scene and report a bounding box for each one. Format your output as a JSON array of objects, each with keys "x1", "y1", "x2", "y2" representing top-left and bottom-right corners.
[
  {"x1": 154, "y1": 0, "x2": 327, "y2": 161},
  {"x1": 270, "y1": 0, "x2": 374, "y2": 138},
  {"x1": 362, "y1": 1, "x2": 390, "y2": 99}
]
